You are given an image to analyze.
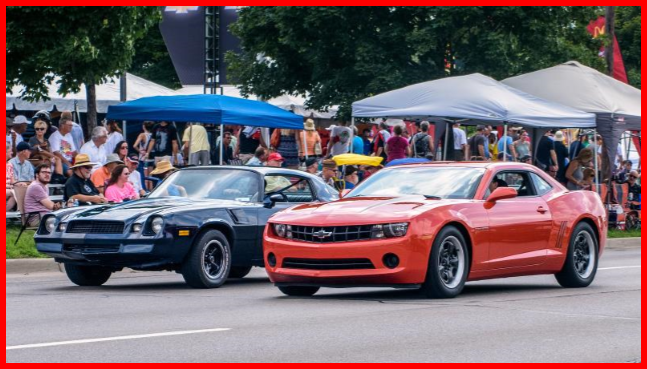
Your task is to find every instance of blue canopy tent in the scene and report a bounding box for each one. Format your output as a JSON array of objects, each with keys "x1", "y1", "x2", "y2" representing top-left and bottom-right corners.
[
  {"x1": 106, "y1": 94, "x2": 304, "y2": 165},
  {"x1": 106, "y1": 94, "x2": 304, "y2": 129}
]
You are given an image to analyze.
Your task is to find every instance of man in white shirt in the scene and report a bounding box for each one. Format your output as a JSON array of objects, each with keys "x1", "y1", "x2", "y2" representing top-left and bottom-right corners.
[
  {"x1": 126, "y1": 156, "x2": 146, "y2": 198},
  {"x1": 61, "y1": 111, "x2": 85, "y2": 151},
  {"x1": 49, "y1": 116, "x2": 77, "y2": 175},
  {"x1": 327, "y1": 121, "x2": 352, "y2": 158},
  {"x1": 79, "y1": 126, "x2": 109, "y2": 172},
  {"x1": 452, "y1": 123, "x2": 468, "y2": 161}
]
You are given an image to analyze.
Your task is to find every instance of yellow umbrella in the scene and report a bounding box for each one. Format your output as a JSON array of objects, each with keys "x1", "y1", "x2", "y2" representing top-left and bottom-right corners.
[{"x1": 332, "y1": 154, "x2": 384, "y2": 167}]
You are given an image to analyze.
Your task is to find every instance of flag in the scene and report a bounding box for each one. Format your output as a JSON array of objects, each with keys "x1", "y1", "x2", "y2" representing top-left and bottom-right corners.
[{"x1": 587, "y1": 16, "x2": 629, "y2": 84}]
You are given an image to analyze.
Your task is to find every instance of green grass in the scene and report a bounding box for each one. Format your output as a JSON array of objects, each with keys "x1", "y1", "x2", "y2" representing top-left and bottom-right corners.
[
  {"x1": 6, "y1": 225, "x2": 47, "y2": 259},
  {"x1": 608, "y1": 229, "x2": 642, "y2": 239}
]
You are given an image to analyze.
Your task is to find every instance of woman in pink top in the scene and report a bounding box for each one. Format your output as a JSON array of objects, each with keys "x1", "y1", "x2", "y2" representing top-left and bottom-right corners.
[
  {"x1": 385, "y1": 124, "x2": 411, "y2": 163},
  {"x1": 104, "y1": 165, "x2": 140, "y2": 203}
]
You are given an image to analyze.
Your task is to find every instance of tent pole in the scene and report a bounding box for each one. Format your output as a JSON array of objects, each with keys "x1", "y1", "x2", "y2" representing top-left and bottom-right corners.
[
  {"x1": 188, "y1": 123, "x2": 193, "y2": 166},
  {"x1": 350, "y1": 117, "x2": 356, "y2": 154},
  {"x1": 219, "y1": 124, "x2": 224, "y2": 166},
  {"x1": 444, "y1": 122, "x2": 450, "y2": 161},
  {"x1": 594, "y1": 130, "x2": 600, "y2": 197},
  {"x1": 503, "y1": 123, "x2": 508, "y2": 162}
]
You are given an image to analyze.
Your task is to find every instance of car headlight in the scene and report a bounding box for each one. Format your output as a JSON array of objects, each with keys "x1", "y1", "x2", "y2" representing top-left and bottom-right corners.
[
  {"x1": 44, "y1": 217, "x2": 57, "y2": 234},
  {"x1": 273, "y1": 224, "x2": 287, "y2": 238},
  {"x1": 132, "y1": 224, "x2": 143, "y2": 233},
  {"x1": 150, "y1": 217, "x2": 164, "y2": 235},
  {"x1": 58, "y1": 223, "x2": 68, "y2": 233},
  {"x1": 372, "y1": 223, "x2": 409, "y2": 239}
]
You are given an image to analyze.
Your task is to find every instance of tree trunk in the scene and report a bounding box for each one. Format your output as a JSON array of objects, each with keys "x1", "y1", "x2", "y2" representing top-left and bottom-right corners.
[
  {"x1": 605, "y1": 6, "x2": 616, "y2": 77},
  {"x1": 85, "y1": 83, "x2": 98, "y2": 138}
]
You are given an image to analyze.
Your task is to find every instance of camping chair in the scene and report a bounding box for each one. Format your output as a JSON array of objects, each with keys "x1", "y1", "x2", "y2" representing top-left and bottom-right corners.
[{"x1": 13, "y1": 185, "x2": 42, "y2": 247}]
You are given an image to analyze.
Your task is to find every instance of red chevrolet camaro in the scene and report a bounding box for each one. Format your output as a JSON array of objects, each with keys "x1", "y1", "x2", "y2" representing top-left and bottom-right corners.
[{"x1": 264, "y1": 162, "x2": 607, "y2": 299}]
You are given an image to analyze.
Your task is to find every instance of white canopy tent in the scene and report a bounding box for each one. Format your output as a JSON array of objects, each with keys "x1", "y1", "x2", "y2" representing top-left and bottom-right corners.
[
  {"x1": 352, "y1": 73, "x2": 597, "y2": 160},
  {"x1": 6, "y1": 73, "x2": 175, "y2": 113},
  {"x1": 503, "y1": 61, "x2": 641, "y2": 181}
]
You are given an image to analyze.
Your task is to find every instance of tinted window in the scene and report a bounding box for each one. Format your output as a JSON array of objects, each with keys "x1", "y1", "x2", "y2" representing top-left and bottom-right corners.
[
  {"x1": 265, "y1": 175, "x2": 315, "y2": 203},
  {"x1": 150, "y1": 170, "x2": 261, "y2": 202},
  {"x1": 485, "y1": 171, "x2": 536, "y2": 199}
]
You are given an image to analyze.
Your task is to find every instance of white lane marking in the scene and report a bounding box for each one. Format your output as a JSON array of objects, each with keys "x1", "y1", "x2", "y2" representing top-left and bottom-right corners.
[
  {"x1": 599, "y1": 266, "x2": 641, "y2": 271},
  {"x1": 6, "y1": 328, "x2": 231, "y2": 351}
]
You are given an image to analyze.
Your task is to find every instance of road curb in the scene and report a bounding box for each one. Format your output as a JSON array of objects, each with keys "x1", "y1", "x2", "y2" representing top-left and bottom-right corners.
[{"x1": 5, "y1": 238, "x2": 640, "y2": 275}]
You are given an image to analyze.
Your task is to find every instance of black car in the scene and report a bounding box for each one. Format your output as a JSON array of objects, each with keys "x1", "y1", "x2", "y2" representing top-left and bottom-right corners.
[{"x1": 35, "y1": 166, "x2": 338, "y2": 288}]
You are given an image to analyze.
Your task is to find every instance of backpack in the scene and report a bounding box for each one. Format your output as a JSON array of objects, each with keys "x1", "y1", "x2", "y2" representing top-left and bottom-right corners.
[{"x1": 413, "y1": 133, "x2": 430, "y2": 158}]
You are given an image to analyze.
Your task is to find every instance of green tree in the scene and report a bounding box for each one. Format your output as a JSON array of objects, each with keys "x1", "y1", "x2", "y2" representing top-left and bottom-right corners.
[
  {"x1": 129, "y1": 24, "x2": 181, "y2": 90},
  {"x1": 615, "y1": 6, "x2": 641, "y2": 89},
  {"x1": 6, "y1": 6, "x2": 161, "y2": 133},
  {"x1": 227, "y1": 6, "x2": 604, "y2": 119}
]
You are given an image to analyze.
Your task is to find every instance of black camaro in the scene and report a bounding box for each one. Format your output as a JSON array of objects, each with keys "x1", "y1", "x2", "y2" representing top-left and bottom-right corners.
[{"x1": 35, "y1": 166, "x2": 338, "y2": 288}]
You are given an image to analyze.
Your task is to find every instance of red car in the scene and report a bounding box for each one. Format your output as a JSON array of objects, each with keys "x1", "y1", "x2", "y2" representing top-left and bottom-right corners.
[{"x1": 264, "y1": 163, "x2": 607, "y2": 299}]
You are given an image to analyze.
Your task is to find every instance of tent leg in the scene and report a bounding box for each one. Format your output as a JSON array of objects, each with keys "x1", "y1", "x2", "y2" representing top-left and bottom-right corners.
[
  {"x1": 594, "y1": 130, "x2": 600, "y2": 197},
  {"x1": 444, "y1": 122, "x2": 450, "y2": 161},
  {"x1": 220, "y1": 124, "x2": 224, "y2": 166},
  {"x1": 350, "y1": 117, "x2": 355, "y2": 154},
  {"x1": 503, "y1": 123, "x2": 508, "y2": 162}
]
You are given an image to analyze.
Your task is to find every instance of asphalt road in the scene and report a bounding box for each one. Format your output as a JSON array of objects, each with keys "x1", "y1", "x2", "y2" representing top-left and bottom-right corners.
[{"x1": 6, "y1": 249, "x2": 641, "y2": 363}]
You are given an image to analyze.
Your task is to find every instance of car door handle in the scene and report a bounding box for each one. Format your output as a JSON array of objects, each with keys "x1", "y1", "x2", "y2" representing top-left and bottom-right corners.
[{"x1": 537, "y1": 207, "x2": 548, "y2": 214}]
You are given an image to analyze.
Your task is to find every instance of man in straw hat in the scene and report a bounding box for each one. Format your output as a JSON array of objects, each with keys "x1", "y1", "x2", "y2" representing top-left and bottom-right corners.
[
  {"x1": 150, "y1": 160, "x2": 186, "y2": 197},
  {"x1": 64, "y1": 154, "x2": 107, "y2": 205}
]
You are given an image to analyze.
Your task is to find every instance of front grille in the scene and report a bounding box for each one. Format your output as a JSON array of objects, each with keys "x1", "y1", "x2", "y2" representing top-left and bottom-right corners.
[
  {"x1": 282, "y1": 258, "x2": 375, "y2": 270},
  {"x1": 67, "y1": 221, "x2": 125, "y2": 235},
  {"x1": 63, "y1": 244, "x2": 121, "y2": 254},
  {"x1": 289, "y1": 225, "x2": 373, "y2": 243}
]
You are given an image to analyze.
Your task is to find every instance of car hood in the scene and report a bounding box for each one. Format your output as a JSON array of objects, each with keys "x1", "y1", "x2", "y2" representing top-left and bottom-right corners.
[
  {"x1": 271, "y1": 196, "x2": 456, "y2": 225},
  {"x1": 63, "y1": 197, "x2": 254, "y2": 222}
]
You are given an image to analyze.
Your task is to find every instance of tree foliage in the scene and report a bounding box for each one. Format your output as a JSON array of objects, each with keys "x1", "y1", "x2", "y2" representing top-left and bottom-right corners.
[
  {"x1": 6, "y1": 6, "x2": 161, "y2": 130},
  {"x1": 615, "y1": 6, "x2": 641, "y2": 89},
  {"x1": 227, "y1": 6, "x2": 606, "y2": 119}
]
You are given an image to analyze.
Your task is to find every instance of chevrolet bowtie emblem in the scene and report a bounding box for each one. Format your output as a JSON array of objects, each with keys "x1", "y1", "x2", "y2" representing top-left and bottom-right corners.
[{"x1": 312, "y1": 229, "x2": 333, "y2": 239}]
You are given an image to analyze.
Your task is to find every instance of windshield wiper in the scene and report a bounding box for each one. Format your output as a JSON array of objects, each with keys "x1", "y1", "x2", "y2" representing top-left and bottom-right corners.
[{"x1": 423, "y1": 195, "x2": 442, "y2": 200}]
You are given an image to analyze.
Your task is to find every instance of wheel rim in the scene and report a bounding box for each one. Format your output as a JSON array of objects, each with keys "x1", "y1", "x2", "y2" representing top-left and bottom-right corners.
[
  {"x1": 573, "y1": 231, "x2": 596, "y2": 279},
  {"x1": 437, "y1": 236, "x2": 466, "y2": 289},
  {"x1": 202, "y1": 240, "x2": 227, "y2": 280}
]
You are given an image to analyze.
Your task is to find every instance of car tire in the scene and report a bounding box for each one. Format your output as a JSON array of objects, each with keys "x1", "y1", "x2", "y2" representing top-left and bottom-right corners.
[
  {"x1": 64, "y1": 264, "x2": 112, "y2": 287},
  {"x1": 229, "y1": 266, "x2": 253, "y2": 279},
  {"x1": 278, "y1": 286, "x2": 320, "y2": 297},
  {"x1": 421, "y1": 226, "x2": 470, "y2": 299},
  {"x1": 181, "y1": 230, "x2": 232, "y2": 289},
  {"x1": 556, "y1": 222, "x2": 599, "y2": 288}
]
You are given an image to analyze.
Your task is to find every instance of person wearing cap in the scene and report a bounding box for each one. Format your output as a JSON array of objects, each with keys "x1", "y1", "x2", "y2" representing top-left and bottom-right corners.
[
  {"x1": 297, "y1": 119, "x2": 322, "y2": 161},
  {"x1": 125, "y1": 156, "x2": 146, "y2": 198},
  {"x1": 344, "y1": 166, "x2": 360, "y2": 190},
  {"x1": 150, "y1": 161, "x2": 187, "y2": 197},
  {"x1": 79, "y1": 126, "x2": 109, "y2": 172},
  {"x1": 318, "y1": 159, "x2": 338, "y2": 188},
  {"x1": 49, "y1": 115, "x2": 78, "y2": 173},
  {"x1": 9, "y1": 142, "x2": 35, "y2": 184},
  {"x1": 8, "y1": 115, "x2": 29, "y2": 155},
  {"x1": 553, "y1": 131, "x2": 570, "y2": 185},
  {"x1": 303, "y1": 158, "x2": 318, "y2": 175},
  {"x1": 246, "y1": 147, "x2": 268, "y2": 167},
  {"x1": 64, "y1": 154, "x2": 106, "y2": 205},
  {"x1": 266, "y1": 153, "x2": 285, "y2": 168},
  {"x1": 91, "y1": 154, "x2": 124, "y2": 194}
]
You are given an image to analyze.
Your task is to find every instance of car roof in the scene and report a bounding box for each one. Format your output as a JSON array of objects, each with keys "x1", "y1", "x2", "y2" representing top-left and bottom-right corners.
[{"x1": 383, "y1": 161, "x2": 536, "y2": 170}]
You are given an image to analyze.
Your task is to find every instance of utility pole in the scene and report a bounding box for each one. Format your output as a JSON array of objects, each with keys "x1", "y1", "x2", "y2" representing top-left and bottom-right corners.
[{"x1": 605, "y1": 6, "x2": 616, "y2": 77}]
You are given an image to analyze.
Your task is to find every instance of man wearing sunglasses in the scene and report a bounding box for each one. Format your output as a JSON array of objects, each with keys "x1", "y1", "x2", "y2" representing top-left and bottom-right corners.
[
  {"x1": 627, "y1": 171, "x2": 641, "y2": 207},
  {"x1": 24, "y1": 164, "x2": 63, "y2": 226}
]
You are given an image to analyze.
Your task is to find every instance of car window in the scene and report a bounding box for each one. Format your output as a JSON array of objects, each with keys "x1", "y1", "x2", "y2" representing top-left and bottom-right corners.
[
  {"x1": 150, "y1": 169, "x2": 261, "y2": 202},
  {"x1": 485, "y1": 171, "x2": 536, "y2": 199},
  {"x1": 530, "y1": 173, "x2": 553, "y2": 196},
  {"x1": 264, "y1": 175, "x2": 315, "y2": 203}
]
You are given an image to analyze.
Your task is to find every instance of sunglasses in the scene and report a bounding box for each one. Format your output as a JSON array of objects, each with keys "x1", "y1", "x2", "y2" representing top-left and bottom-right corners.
[
  {"x1": 120, "y1": 146, "x2": 128, "y2": 150},
  {"x1": 629, "y1": 176, "x2": 638, "y2": 179},
  {"x1": 35, "y1": 128, "x2": 46, "y2": 131}
]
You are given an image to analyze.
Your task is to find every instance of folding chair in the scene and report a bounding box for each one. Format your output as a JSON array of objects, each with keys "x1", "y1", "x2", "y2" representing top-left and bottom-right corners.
[{"x1": 13, "y1": 185, "x2": 42, "y2": 247}]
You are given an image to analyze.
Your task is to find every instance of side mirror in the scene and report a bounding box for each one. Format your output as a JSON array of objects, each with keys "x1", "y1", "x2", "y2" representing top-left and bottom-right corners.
[
  {"x1": 263, "y1": 193, "x2": 285, "y2": 209},
  {"x1": 340, "y1": 189, "x2": 352, "y2": 198},
  {"x1": 487, "y1": 187, "x2": 518, "y2": 203}
]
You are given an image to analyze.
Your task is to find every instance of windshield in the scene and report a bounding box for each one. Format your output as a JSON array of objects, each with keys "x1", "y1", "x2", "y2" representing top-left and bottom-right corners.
[
  {"x1": 348, "y1": 167, "x2": 484, "y2": 200},
  {"x1": 149, "y1": 170, "x2": 261, "y2": 202}
]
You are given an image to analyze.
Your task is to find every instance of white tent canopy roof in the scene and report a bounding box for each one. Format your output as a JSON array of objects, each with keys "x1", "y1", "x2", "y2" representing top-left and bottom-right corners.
[
  {"x1": 502, "y1": 61, "x2": 641, "y2": 119},
  {"x1": 6, "y1": 73, "x2": 175, "y2": 113},
  {"x1": 175, "y1": 85, "x2": 339, "y2": 119},
  {"x1": 352, "y1": 73, "x2": 596, "y2": 128}
]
